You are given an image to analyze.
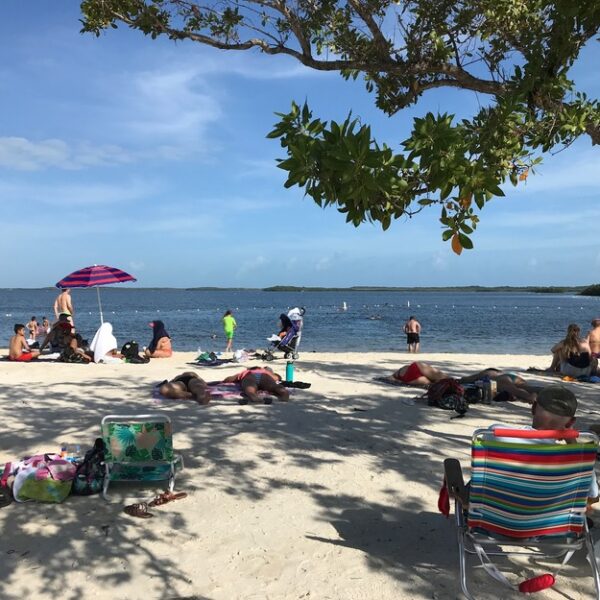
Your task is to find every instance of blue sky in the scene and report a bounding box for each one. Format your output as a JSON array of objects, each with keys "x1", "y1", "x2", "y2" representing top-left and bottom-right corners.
[{"x1": 1, "y1": 3, "x2": 599, "y2": 288}]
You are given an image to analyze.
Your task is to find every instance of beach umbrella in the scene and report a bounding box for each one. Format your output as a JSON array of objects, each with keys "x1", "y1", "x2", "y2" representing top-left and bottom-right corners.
[{"x1": 55, "y1": 264, "x2": 137, "y2": 324}]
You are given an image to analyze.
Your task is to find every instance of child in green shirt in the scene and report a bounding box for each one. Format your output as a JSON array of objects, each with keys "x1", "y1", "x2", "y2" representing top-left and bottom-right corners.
[{"x1": 223, "y1": 310, "x2": 237, "y2": 352}]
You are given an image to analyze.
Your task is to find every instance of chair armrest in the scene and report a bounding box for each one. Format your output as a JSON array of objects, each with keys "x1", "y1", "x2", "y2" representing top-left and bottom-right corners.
[{"x1": 444, "y1": 458, "x2": 469, "y2": 506}]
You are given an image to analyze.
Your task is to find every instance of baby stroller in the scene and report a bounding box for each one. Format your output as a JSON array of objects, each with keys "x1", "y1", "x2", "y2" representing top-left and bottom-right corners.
[{"x1": 263, "y1": 307, "x2": 305, "y2": 361}]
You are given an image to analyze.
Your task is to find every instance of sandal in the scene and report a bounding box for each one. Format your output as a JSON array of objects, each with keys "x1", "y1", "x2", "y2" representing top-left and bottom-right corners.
[
  {"x1": 148, "y1": 491, "x2": 188, "y2": 507},
  {"x1": 123, "y1": 502, "x2": 153, "y2": 518}
]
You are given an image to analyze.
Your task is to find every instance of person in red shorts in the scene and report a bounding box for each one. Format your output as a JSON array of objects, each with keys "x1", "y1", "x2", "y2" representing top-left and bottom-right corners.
[
  {"x1": 9, "y1": 324, "x2": 40, "y2": 361},
  {"x1": 389, "y1": 361, "x2": 448, "y2": 385}
]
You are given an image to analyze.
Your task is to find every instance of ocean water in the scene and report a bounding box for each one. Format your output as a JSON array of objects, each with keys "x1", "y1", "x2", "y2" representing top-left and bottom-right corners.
[{"x1": 1, "y1": 288, "x2": 599, "y2": 355}]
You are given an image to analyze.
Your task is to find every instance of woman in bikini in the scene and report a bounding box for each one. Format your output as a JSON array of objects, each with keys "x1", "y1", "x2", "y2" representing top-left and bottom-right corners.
[
  {"x1": 460, "y1": 368, "x2": 540, "y2": 403},
  {"x1": 390, "y1": 361, "x2": 448, "y2": 385}
]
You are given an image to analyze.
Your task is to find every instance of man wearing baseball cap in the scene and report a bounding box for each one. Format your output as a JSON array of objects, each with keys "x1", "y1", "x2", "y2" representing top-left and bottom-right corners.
[{"x1": 493, "y1": 385, "x2": 598, "y2": 505}]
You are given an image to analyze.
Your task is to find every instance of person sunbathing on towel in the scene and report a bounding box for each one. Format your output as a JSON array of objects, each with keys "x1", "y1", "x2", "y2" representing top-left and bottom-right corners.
[
  {"x1": 9, "y1": 324, "x2": 40, "y2": 361},
  {"x1": 159, "y1": 372, "x2": 211, "y2": 405},
  {"x1": 460, "y1": 368, "x2": 541, "y2": 403},
  {"x1": 389, "y1": 361, "x2": 448, "y2": 385},
  {"x1": 222, "y1": 366, "x2": 290, "y2": 404}
]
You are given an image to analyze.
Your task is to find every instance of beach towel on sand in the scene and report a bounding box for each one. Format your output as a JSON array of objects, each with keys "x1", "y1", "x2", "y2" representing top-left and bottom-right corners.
[
  {"x1": 373, "y1": 376, "x2": 428, "y2": 389},
  {"x1": 152, "y1": 382, "x2": 284, "y2": 402}
]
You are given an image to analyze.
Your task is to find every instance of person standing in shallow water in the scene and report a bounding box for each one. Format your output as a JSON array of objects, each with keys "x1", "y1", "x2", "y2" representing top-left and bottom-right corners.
[
  {"x1": 404, "y1": 315, "x2": 421, "y2": 353},
  {"x1": 222, "y1": 310, "x2": 237, "y2": 353}
]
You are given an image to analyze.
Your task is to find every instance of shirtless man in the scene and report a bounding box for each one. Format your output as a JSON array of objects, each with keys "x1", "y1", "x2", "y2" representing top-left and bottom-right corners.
[
  {"x1": 404, "y1": 316, "x2": 421, "y2": 353},
  {"x1": 586, "y1": 318, "x2": 600, "y2": 358},
  {"x1": 9, "y1": 324, "x2": 40, "y2": 361},
  {"x1": 54, "y1": 288, "x2": 74, "y2": 321}
]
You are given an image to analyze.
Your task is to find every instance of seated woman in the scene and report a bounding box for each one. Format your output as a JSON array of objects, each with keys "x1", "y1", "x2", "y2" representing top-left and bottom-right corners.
[
  {"x1": 158, "y1": 372, "x2": 211, "y2": 405},
  {"x1": 389, "y1": 361, "x2": 448, "y2": 386},
  {"x1": 460, "y1": 368, "x2": 540, "y2": 403},
  {"x1": 89, "y1": 322, "x2": 123, "y2": 364},
  {"x1": 145, "y1": 320, "x2": 172, "y2": 358},
  {"x1": 222, "y1": 366, "x2": 289, "y2": 404},
  {"x1": 549, "y1": 323, "x2": 597, "y2": 377},
  {"x1": 59, "y1": 334, "x2": 93, "y2": 363},
  {"x1": 39, "y1": 313, "x2": 73, "y2": 353}
]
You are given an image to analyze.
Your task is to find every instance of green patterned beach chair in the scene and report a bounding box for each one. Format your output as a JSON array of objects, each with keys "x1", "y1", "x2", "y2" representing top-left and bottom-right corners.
[
  {"x1": 101, "y1": 414, "x2": 183, "y2": 500},
  {"x1": 444, "y1": 427, "x2": 600, "y2": 599}
]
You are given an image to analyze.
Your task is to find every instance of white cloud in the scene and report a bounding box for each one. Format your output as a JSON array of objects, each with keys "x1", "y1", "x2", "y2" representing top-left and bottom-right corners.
[
  {"x1": 0, "y1": 178, "x2": 157, "y2": 206},
  {"x1": 514, "y1": 149, "x2": 600, "y2": 194},
  {"x1": 121, "y1": 66, "x2": 222, "y2": 145},
  {"x1": 315, "y1": 256, "x2": 333, "y2": 271},
  {"x1": 0, "y1": 136, "x2": 134, "y2": 171},
  {"x1": 236, "y1": 255, "x2": 268, "y2": 278}
]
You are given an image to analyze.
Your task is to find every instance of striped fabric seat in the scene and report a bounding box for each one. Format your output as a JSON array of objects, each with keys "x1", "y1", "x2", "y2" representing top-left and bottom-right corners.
[{"x1": 468, "y1": 436, "x2": 597, "y2": 538}]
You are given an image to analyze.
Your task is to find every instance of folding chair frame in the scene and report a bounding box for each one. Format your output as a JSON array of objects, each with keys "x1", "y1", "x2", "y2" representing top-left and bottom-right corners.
[
  {"x1": 445, "y1": 428, "x2": 600, "y2": 599},
  {"x1": 101, "y1": 414, "x2": 183, "y2": 501}
]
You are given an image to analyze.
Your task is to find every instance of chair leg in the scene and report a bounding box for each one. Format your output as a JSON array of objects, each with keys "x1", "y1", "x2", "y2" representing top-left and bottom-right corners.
[
  {"x1": 457, "y1": 528, "x2": 476, "y2": 600},
  {"x1": 102, "y1": 463, "x2": 112, "y2": 501},
  {"x1": 584, "y1": 531, "x2": 600, "y2": 600}
]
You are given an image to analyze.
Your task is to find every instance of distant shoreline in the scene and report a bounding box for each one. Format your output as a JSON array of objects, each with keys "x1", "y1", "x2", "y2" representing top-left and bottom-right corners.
[{"x1": 1, "y1": 285, "x2": 591, "y2": 293}]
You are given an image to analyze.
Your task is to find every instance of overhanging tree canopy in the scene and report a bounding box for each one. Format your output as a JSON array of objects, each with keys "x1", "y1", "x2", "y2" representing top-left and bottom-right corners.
[{"x1": 80, "y1": 0, "x2": 600, "y2": 252}]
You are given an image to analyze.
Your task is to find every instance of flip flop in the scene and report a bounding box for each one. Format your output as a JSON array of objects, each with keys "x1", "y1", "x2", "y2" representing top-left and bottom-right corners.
[
  {"x1": 148, "y1": 491, "x2": 188, "y2": 507},
  {"x1": 123, "y1": 502, "x2": 153, "y2": 518}
]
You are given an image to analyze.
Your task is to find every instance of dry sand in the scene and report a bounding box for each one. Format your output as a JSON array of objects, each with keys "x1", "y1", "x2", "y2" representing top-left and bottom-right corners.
[{"x1": 1, "y1": 351, "x2": 600, "y2": 600}]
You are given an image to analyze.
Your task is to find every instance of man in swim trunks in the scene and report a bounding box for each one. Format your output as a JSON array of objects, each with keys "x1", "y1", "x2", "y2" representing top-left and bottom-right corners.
[
  {"x1": 54, "y1": 288, "x2": 74, "y2": 322},
  {"x1": 9, "y1": 324, "x2": 40, "y2": 361},
  {"x1": 390, "y1": 361, "x2": 448, "y2": 385},
  {"x1": 586, "y1": 319, "x2": 600, "y2": 359},
  {"x1": 404, "y1": 316, "x2": 421, "y2": 353},
  {"x1": 158, "y1": 372, "x2": 211, "y2": 404},
  {"x1": 460, "y1": 368, "x2": 540, "y2": 403},
  {"x1": 223, "y1": 367, "x2": 289, "y2": 404}
]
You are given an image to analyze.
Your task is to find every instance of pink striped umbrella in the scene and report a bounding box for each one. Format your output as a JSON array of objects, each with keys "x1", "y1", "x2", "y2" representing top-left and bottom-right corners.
[{"x1": 56, "y1": 264, "x2": 136, "y2": 323}]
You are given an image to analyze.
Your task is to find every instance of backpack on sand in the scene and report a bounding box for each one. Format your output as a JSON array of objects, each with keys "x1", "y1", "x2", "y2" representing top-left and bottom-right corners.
[
  {"x1": 425, "y1": 378, "x2": 468, "y2": 417},
  {"x1": 121, "y1": 341, "x2": 149, "y2": 364},
  {"x1": 72, "y1": 438, "x2": 106, "y2": 496}
]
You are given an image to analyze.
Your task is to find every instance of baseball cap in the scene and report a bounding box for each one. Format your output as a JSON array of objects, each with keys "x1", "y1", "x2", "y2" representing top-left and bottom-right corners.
[{"x1": 537, "y1": 385, "x2": 577, "y2": 417}]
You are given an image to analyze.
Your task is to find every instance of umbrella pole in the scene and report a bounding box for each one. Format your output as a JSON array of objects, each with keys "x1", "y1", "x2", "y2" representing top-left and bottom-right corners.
[{"x1": 96, "y1": 287, "x2": 104, "y2": 324}]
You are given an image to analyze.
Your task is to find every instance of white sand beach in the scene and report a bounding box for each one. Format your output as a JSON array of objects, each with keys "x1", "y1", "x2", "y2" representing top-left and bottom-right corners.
[{"x1": 1, "y1": 351, "x2": 599, "y2": 600}]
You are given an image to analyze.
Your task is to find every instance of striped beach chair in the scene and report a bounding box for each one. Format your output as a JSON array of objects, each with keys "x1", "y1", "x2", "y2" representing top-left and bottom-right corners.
[{"x1": 444, "y1": 427, "x2": 600, "y2": 599}]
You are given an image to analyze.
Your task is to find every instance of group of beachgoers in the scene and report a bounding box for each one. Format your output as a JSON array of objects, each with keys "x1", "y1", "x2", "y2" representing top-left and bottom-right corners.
[
  {"x1": 7, "y1": 288, "x2": 176, "y2": 363},
  {"x1": 8, "y1": 316, "x2": 172, "y2": 364},
  {"x1": 389, "y1": 319, "x2": 600, "y2": 404}
]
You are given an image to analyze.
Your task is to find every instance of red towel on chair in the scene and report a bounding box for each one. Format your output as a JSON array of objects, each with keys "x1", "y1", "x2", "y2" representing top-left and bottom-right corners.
[{"x1": 438, "y1": 479, "x2": 450, "y2": 517}]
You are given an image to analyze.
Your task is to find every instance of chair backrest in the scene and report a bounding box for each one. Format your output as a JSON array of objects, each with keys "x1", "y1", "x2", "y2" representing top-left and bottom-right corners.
[
  {"x1": 468, "y1": 428, "x2": 598, "y2": 539},
  {"x1": 101, "y1": 414, "x2": 174, "y2": 464}
]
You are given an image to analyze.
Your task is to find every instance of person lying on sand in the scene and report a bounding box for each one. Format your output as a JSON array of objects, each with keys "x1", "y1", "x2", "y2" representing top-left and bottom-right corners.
[
  {"x1": 159, "y1": 372, "x2": 211, "y2": 405},
  {"x1": 460, "y1": 368, "x2": 541, "y2": 403},
  {"x1": 222, "y1": 367, "x2": 290, "y2": 404},
  {"x1": 9, "y1": 324, "x2": 40, "y2": 361},
  {"x1": 388, "y1": 361, "x2": 448, "y2": 386}
]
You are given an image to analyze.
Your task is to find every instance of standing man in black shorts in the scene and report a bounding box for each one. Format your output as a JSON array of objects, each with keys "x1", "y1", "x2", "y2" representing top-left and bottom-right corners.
[{"x1": 404, "y1": 315, "x2": 421, "y2": 353}]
